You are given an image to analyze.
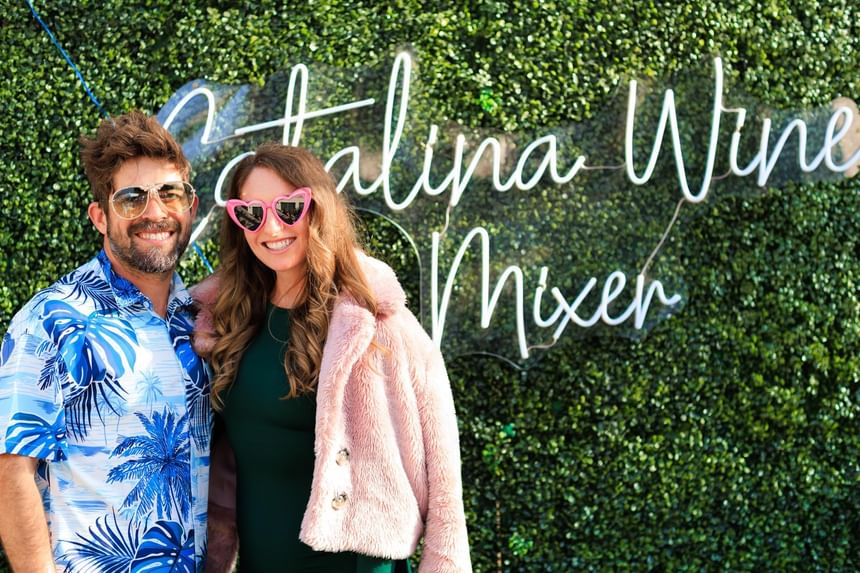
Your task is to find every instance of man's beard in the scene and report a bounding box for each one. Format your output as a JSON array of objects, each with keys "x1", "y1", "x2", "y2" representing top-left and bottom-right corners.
[{"x1": 109, "y1": 218, "x2": 191, "y2": 275}]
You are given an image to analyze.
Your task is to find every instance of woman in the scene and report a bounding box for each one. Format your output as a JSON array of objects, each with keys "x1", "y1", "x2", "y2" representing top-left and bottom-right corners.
[{"x1": 192, "y1": 143, "x2": 471, "y2": 573}]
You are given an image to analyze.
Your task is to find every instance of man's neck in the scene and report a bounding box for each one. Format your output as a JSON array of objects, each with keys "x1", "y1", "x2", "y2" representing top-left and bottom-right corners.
[{"x1": 103, "y1": 245, "x2": 173, "y2": 317}]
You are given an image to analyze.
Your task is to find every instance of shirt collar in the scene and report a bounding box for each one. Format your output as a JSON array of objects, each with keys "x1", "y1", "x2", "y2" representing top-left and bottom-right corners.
[{"x1": 96, "y1": 249, "x2": 194, "y2": 316}]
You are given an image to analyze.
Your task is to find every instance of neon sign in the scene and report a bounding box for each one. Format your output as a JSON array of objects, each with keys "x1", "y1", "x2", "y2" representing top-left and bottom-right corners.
[{"x1": 160, "y1": 51, "x2": 859, "y2": 360}]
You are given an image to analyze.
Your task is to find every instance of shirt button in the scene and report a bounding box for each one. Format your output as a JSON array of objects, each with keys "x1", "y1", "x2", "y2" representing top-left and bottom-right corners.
[
  {"x1": 335, "y1": 448, "x2": 350, "y2": 465},
  {"x1": 332, "y1": 493, "x2": 348, "y2": 510}
]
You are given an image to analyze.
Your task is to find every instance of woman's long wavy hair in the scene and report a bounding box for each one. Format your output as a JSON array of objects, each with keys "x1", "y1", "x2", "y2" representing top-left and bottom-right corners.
[{"x1": 209, "y1": 143, "x2": 377, "y2": 410}]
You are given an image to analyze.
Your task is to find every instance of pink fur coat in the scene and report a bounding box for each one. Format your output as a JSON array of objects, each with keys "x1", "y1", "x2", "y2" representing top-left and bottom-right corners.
[{"x1": 192, "y1": 253, "x2": 472, "y2": 572}]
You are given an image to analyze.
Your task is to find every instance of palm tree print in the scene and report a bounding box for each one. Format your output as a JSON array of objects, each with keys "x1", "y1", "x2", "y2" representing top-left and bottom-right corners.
[
  {"x1": 63, "y1": 372, "x2": 128, "y2": 440},
  {"x1": 61, "y1": 512, "x2": 194, "y2": 573},
  {"x1": 38, "y1": 346, "x2": 67, "y2": 392},
  {"x1": 61, "y1": 511, "x2": 138, "y2": 573},
  {"x1": 59, "y1": 268, "x2": 116, "y2": 310},
  {"x1": 107, "y1": 408, "x2": 191, "y2": 523},
  {"x1": 136, "y1": 370, "x2": 163, "y2": 412},
  {"x1": 96, "y1": 383, "x2": 129, "y2": 435}
]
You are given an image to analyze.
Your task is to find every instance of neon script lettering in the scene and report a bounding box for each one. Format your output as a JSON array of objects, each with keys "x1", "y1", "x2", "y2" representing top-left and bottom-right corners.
[{"x1": 162, "y1": 52, "x2": 859, "y2": 358}]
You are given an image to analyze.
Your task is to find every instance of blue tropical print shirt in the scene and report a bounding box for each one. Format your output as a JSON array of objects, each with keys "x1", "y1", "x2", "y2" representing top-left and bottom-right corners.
[{"x1": 0, "y1": 250, "x2": 211, "y2": 572}]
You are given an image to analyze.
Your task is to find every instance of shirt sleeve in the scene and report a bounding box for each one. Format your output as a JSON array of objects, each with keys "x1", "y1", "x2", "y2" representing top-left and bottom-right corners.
[{"x1": 0, "y1": 300, "x2": 69, "y2": 462}]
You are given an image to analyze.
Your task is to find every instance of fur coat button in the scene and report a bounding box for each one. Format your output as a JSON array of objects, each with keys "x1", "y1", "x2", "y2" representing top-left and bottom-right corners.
[
  {"x1": 332, "y1": 493, "x2": 349, "y2": 509},
  {"x1": 335, "y1": 448, "x2": 350, "y2": 465}
]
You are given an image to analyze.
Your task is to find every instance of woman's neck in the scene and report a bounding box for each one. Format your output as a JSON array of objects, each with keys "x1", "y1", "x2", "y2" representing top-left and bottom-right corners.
[{"x1": 271, "y1": 274, "x2": 305, "y2": 309}]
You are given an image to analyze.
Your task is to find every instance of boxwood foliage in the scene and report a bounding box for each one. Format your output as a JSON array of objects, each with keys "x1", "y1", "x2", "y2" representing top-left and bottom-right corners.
[{"x1": 2, "y1": 1, "x2": 860, "y2": 571}]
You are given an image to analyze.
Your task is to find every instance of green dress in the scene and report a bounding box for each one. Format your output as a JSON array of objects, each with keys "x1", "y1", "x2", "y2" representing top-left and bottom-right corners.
[{"x1": 221, "y1": 304, "x2": 409, "y2": 573}]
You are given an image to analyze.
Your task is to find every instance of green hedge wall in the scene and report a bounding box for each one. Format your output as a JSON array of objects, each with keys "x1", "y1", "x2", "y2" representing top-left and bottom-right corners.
[{"x1": 2, "y1": 1, "x2": 860, "y2": 571}]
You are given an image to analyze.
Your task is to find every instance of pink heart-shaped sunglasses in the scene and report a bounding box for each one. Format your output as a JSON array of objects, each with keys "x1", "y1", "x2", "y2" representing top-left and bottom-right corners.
[{"x1": 225, "y1": 187, "x2": 312, "y2": 233}]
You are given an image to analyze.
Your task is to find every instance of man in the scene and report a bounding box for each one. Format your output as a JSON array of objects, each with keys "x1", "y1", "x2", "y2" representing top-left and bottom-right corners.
[{"x1": 0, "y1": 111, "x2": 210, "y2": 572}]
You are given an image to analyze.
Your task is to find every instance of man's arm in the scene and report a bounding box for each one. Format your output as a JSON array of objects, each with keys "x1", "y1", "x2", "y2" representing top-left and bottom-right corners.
[{"x1": 0, "y1": 454, "x2": 55, "y2": 572}]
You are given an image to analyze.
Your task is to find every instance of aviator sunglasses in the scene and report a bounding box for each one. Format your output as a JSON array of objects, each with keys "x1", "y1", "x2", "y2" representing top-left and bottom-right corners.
[
  {"x1": 110, "y1": 181, "x2": 196, "y2": 220},
  {"x1": 226, "y1": 187, "x2": 312, "y2": 233}
]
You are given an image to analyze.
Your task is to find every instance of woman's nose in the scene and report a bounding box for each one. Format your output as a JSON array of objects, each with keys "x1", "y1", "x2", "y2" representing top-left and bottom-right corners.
[{"x1": 262, "y1": 206, "x2": 286, "y2": 232}]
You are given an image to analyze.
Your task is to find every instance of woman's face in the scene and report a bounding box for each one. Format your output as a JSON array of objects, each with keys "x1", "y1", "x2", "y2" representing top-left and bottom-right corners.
[{"x1": 238, "y1": 166, "x2": 310, "y2": 294}]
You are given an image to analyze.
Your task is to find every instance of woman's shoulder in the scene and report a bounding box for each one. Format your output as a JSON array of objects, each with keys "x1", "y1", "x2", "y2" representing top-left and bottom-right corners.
[
  {"x1": 352, "y1": 251, "x2": 407, "y2": 318},
  {"x1": 338, "y1": 252, "x2": 432, "y2": 348},
  {"x1": 355, "y1": 252, "x2": 439, "y2": 355}
]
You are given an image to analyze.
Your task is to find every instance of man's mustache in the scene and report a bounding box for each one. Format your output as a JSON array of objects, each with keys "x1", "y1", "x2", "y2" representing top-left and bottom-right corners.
[{"x1": 127, "y1": 219, "x2": 181, "y2": 235}]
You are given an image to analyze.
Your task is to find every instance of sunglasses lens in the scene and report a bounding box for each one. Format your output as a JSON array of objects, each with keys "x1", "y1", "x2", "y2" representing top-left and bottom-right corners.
[
  {"x1": 233, "y1": 204, "x2": 265, "y2": 231},
  {"x1": 274, "y1": 197, "x2": 306, "y2": 225},
  {"x1": 111, "y1": 187, "x2": 149, "y2": 219},
  {"x1": 156, "y1": 182, "x2": 194, "y2": 212}
]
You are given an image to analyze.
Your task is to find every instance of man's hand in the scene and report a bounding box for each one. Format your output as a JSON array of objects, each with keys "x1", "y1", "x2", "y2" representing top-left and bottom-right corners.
[{"x1": 0, "y1": 454, "x2": 55, "y2": 572}]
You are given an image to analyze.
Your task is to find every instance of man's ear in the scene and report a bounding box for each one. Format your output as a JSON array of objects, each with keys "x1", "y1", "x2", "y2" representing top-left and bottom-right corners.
[
  {"x1": 190, "y1": 193, "x2": 199, "y2": 219},
  {"x1": 88, "y1": 201, "x2": 108, "y2": 235}
]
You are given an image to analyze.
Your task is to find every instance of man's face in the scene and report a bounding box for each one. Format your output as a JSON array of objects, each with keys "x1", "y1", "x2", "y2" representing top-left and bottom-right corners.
[{"x1": 89, "y1": 157, "x2": 197, "y2": 277}]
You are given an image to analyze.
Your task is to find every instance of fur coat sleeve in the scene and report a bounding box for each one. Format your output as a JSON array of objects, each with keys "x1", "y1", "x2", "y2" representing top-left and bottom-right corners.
[{"x1": 396, "y1": 309, "x2": 472, "y2": 572}]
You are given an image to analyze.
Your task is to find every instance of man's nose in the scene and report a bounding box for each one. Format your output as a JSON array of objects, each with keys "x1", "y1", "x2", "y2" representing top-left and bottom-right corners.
[{"x1": 140, "y1": 190, "x2": 170, "y2": 219}]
